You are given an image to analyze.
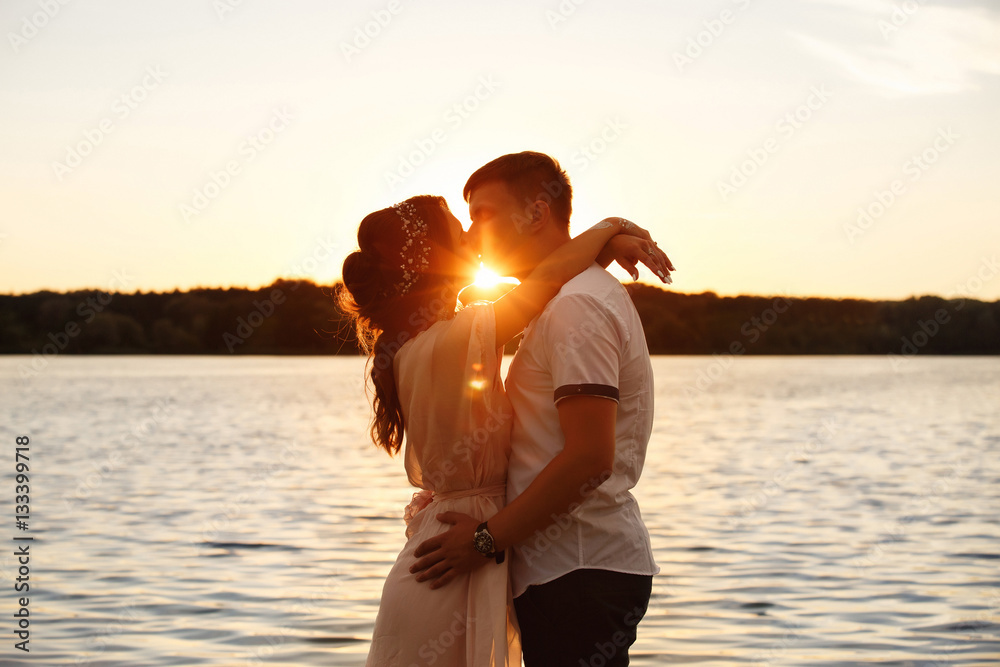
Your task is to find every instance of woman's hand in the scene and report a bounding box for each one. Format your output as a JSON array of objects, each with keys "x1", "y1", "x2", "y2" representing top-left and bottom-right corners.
[{"x1": 597, "y1": 229, "x2": 675, "y2": 283}]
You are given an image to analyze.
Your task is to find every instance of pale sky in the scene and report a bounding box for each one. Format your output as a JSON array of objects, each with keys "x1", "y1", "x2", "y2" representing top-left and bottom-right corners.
[{"x1": 1, "y1": 0, "x2": 998, "y2": 301}]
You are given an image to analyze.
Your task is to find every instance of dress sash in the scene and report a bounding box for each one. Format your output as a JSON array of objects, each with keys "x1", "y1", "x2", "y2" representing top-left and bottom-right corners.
[{"x1": 403, "y1": 483, "x2": 506, "y2": 527}]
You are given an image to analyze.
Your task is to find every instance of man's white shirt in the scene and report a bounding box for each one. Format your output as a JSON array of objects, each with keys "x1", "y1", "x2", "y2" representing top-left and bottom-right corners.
[{"x1": 505, "y1": 264, "x2": 659, "y2": 597}]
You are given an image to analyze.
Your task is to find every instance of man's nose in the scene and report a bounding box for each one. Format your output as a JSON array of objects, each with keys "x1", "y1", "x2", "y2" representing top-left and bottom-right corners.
[{"x1": 466, "y1": 225, "x2": 483, "y2": 253}]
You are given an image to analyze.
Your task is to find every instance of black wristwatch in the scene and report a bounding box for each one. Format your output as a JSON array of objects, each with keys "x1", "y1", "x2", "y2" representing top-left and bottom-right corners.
[{"x1": 473, "y1": 521, "x2": 504, "y2": 564}]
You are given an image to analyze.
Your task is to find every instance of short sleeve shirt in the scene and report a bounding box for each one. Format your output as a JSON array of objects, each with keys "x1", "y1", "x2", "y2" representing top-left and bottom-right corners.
[{"x1": 505, "y1": 264, "x2": 659, "y2": 597}]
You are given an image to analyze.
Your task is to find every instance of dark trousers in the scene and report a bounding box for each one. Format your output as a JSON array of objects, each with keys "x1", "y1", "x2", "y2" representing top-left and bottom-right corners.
[{"x1": 513, "y1": 568, "x2": 653, "y2": 667}]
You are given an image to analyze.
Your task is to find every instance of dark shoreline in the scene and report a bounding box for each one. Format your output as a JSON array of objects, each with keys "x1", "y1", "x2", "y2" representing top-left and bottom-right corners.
[{"x1": 1, "y1": 279, "x2": 997, "y2": 356}]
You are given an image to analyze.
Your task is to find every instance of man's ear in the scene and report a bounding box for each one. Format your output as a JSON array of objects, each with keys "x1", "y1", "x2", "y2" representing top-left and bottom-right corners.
[{"x1": 514, "y1": 200, "x2": 551, "y2": 235}]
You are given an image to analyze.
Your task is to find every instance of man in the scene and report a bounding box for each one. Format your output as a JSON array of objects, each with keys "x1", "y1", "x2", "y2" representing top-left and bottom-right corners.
[{"x1": 411, "y1": 151, "x2": 660, "y2": 666}]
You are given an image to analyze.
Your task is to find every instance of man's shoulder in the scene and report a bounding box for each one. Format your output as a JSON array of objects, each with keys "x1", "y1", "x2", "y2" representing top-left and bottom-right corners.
[
  {"x1": 531, "y1": 265, "x2": 635, "y2": 341},
  {"x1": 551, "y1": 264, "x2": 626, "y2": 304},
  {"x1": 543, "y1": 265, "x2": 634, "y2": 319}
]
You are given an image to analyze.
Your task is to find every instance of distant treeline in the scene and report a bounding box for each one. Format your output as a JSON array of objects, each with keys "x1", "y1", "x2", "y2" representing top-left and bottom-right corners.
[{"x1": 1, "y1": 279, "x2": 997, "y2": 358}]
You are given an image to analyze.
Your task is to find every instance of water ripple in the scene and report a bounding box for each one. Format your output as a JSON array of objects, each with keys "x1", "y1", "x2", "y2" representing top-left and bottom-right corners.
[{"x1": 0, "y1": 355, "x2": 997, "y2": 665}]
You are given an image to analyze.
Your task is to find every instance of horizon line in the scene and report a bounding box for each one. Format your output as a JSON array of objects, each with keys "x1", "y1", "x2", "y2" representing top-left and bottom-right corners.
[{"x1": 0, "y1": 277, "x2": 993, "y2": 305}]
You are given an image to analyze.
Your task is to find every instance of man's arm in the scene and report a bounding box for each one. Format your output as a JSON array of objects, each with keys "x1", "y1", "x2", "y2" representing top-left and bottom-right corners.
[{"x1": 410, "y1": 395, "x2": 616, "y2": 589}]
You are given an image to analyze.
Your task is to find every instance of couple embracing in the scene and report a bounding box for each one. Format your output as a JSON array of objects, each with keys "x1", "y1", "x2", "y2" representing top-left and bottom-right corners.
[{"x1": 340, "y1": 151, "x2": 673, "y2": 666}]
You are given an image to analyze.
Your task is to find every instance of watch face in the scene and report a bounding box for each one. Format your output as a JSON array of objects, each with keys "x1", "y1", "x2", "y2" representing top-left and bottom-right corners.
[{"x1": 474, "y1": 529, "x2": 494, "y2": 554}]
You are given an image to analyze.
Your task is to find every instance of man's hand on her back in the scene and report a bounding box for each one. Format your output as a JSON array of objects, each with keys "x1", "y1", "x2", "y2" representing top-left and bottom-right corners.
[{"x1": 410, "y1": 511, "x2": 489, "y2": 589}]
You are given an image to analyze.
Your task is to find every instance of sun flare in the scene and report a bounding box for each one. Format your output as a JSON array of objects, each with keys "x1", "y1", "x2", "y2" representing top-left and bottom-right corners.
[{"x1": 474, "y1": 263, "x2": 503, "y2": 289}]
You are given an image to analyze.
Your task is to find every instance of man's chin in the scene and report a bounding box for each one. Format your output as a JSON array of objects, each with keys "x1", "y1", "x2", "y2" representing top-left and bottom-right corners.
[{"x1": 495, "y1": 248, "x2": 535, "y2": 280}]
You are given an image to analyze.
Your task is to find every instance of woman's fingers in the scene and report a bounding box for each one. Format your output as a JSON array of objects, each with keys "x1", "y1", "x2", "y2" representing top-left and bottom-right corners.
[
  {"x1": 637, "y1": 248, "x2": 671, "y2": 284},
  {"x1": 658, "y1": 247, "x2": 675, "y2": 272},
  {"x1": 642, "y1": 237, "x2": 671, "y2": 269},
  {"x1": 647, "y1": 243, "x2": 672, "y2": 283},
  {"x1": 609, "y1": 235, "x2": 674, "y2": 283},
  {"x1": 648, "y1": 240, "x2": 674, "y2": 273},
  {"x1": 616, "y1": 257, "x2": 640, "y2": 281},
  {"x1": 630, "y1": 232, "x2": 674, "y2": 272}
]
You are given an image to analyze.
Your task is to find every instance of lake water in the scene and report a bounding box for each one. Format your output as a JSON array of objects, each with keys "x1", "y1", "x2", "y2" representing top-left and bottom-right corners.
[{"x1": 0, "y1": 355, "x2": 997, "y2": 666}]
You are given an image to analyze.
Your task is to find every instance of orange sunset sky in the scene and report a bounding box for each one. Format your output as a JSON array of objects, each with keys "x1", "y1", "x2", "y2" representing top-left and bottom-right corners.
[{"x1": 1, "y1": 0, "x2": 998, "y2": 301}]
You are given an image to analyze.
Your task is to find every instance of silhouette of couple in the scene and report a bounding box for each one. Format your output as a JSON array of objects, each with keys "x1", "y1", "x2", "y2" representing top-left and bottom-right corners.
[{"x1": 340, "y1": 151, "x2": 673, "y2": 666}]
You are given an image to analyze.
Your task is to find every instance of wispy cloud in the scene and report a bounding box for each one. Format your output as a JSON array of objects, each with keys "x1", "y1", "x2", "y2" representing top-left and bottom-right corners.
[{"x1": 793, "y1": 3, "x2": 1000, "y2": 95}]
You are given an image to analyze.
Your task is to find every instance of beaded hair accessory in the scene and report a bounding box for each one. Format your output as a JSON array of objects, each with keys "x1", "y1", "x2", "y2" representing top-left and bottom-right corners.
[{"x1": 391, "y1": 201, "x2": 432, "y2": 296}]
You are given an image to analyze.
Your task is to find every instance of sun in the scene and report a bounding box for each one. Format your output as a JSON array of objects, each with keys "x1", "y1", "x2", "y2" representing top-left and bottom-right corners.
[
  {"x1": 474, "y1": 263, "x2": 503, "y2": 289},
  {"x1": 459, "y1": 263, "x2": 519, "y2": 305}
]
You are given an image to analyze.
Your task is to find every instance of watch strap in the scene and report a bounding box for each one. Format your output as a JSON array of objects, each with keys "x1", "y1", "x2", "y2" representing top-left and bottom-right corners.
[{"x1": 476, "y1": 521, "x2": 504, "y2": 564}]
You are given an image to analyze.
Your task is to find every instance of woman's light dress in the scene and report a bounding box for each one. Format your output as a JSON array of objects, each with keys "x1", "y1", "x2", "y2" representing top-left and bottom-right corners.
[{"x1": 365, "y1": 303, "x2": 520, "y2": 666}]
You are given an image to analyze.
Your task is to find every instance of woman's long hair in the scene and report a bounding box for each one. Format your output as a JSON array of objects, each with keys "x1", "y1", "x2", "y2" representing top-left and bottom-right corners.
[{"x1": 338, "y1": 195, "x2": 461, "y2": 455}]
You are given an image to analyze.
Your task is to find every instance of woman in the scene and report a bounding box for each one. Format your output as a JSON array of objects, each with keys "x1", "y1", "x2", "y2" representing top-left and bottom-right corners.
[{"x1": 339, "y1": 195, "x2": 669, "y2": 666}]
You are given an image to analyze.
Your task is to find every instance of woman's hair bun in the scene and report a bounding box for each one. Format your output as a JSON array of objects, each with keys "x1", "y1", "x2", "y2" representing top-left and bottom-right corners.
[{"x1": 341, "y1": 249, "x2": 384, "y2": 311}]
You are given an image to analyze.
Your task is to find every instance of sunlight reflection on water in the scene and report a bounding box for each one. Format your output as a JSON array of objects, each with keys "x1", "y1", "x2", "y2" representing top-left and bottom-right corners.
[{"x1": 1, "y1": 355, "x2": 997, "y2": 666}]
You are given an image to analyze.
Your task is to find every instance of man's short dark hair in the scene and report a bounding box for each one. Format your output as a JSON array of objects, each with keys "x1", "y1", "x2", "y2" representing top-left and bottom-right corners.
[{"x1": 463, "y1": 151, "x2": 573, "y2": 227}]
